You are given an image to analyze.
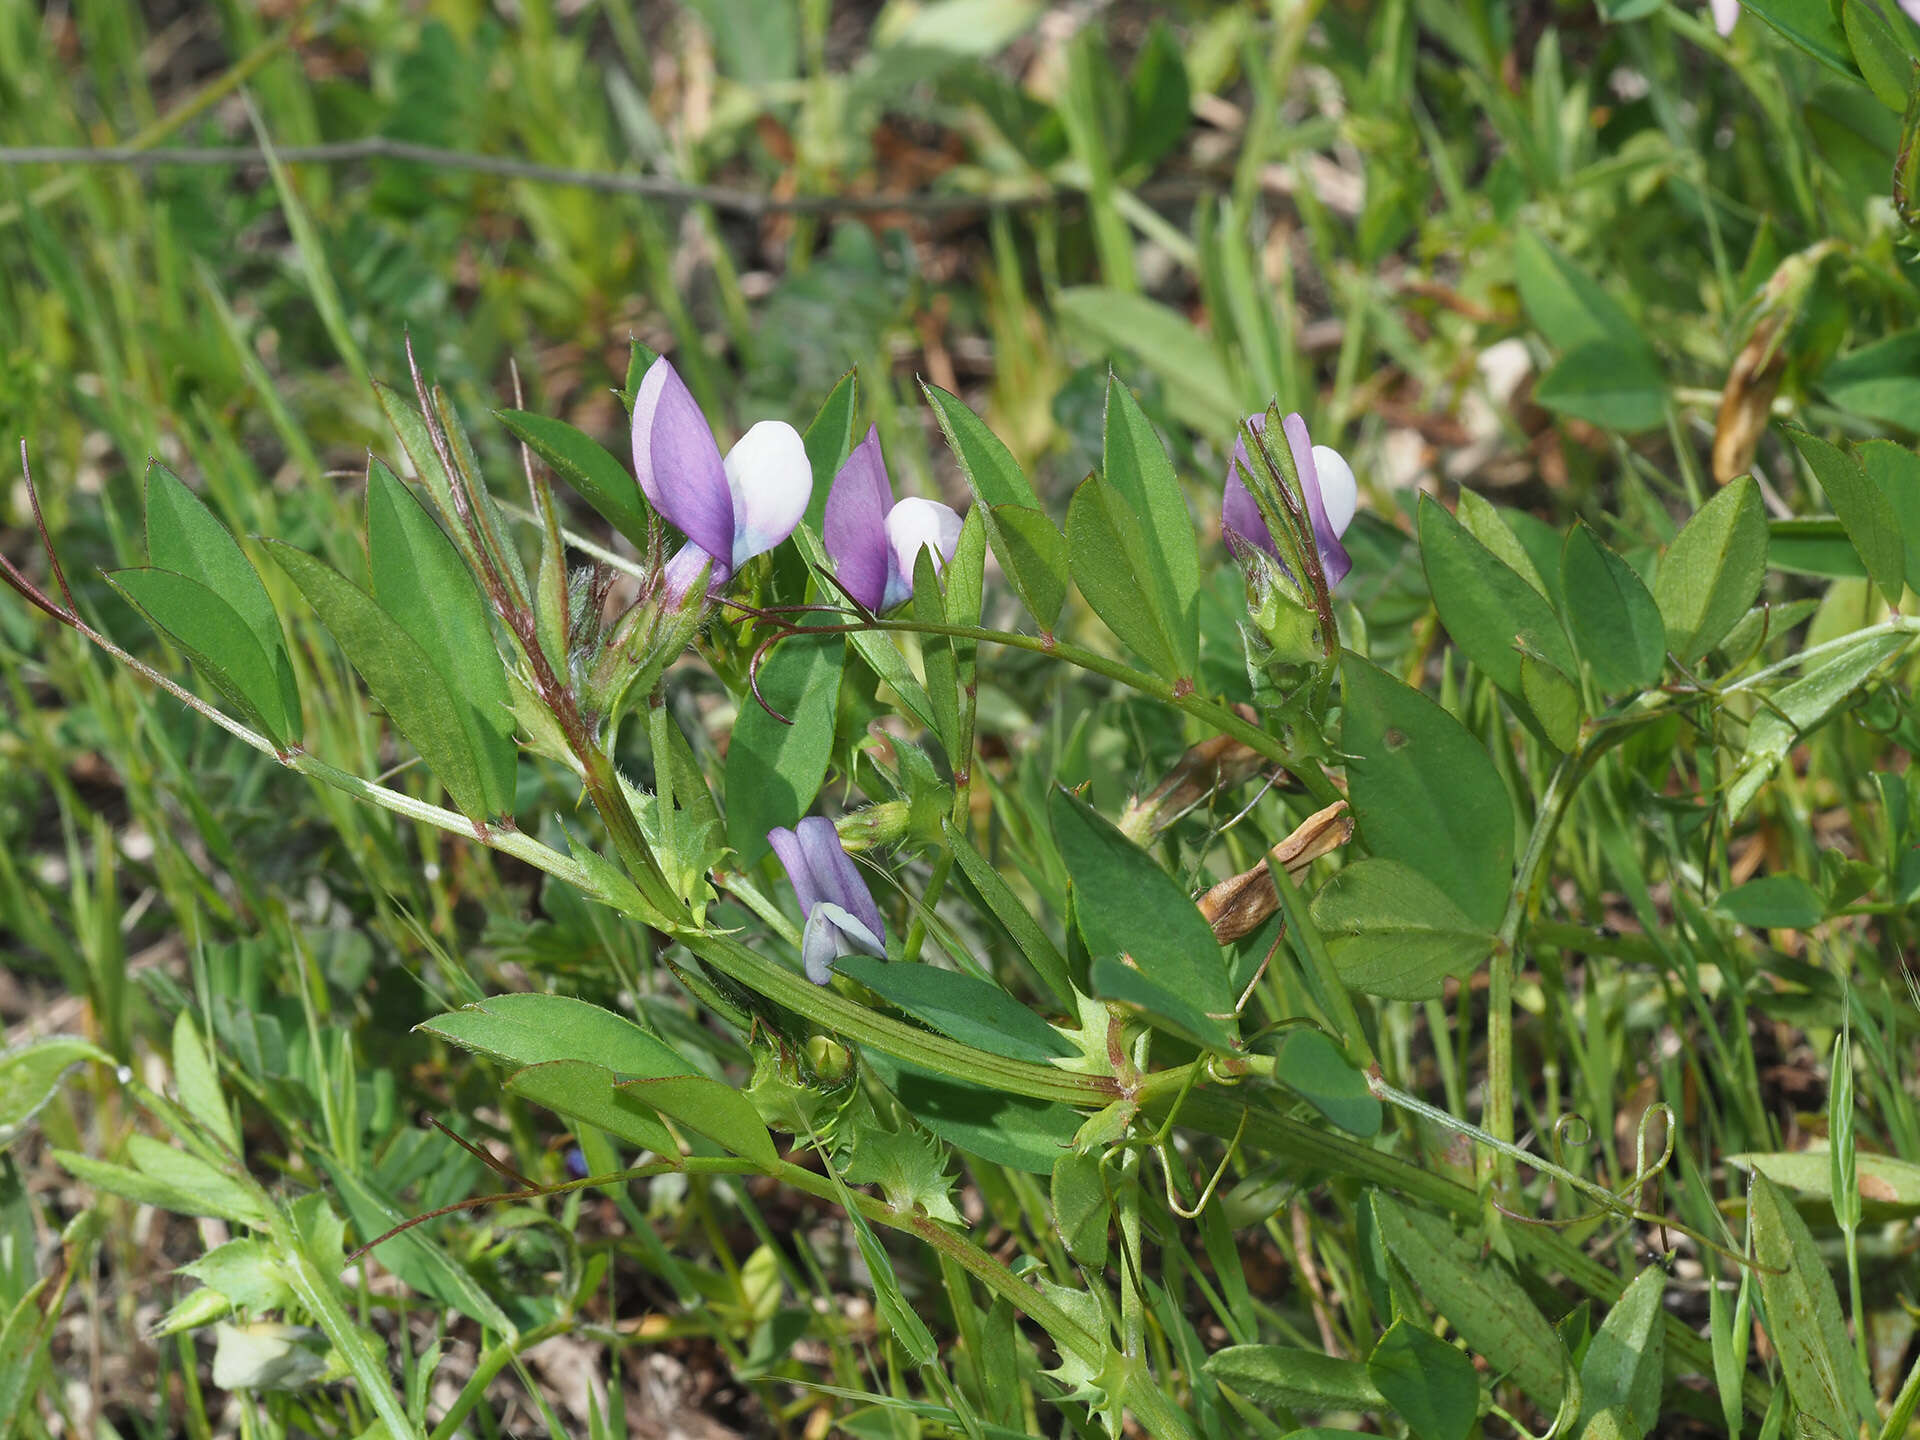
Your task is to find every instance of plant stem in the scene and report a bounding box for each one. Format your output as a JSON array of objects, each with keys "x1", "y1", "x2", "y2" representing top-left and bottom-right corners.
[
  {"x1": 852, "y1": 617, "x2": 1343, "y2": 805},
  {"x1": 427, "y1": 1319, "x2": 572, "y2": 1440},
  {"x1": 1485, "y1": 748, "x2": 1589, "y2": 1195}
]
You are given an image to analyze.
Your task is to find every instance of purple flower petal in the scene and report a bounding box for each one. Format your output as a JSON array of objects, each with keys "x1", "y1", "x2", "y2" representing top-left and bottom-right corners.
[
  {"x1": 1221, "y1": 413, "x2": 1277, "y2": 560},
  {"x1": 824, "y1": 426, "x2": 894, "y2": 612},
  {"x1": 771, "y1": 817, "x2": 888, "y2": 985},
  {"x1": 632, "y1": 357, "x2": 734, "y2": 563},
  {"x1": 1283, "y1": 414, "x2": 1352, "y2": 590},
  {"x1": 792, "y1": 816, "x2": 885, "y2": 949},
  {"x1": 661, "y1": 542, "x2": 722, "y2": 603}
]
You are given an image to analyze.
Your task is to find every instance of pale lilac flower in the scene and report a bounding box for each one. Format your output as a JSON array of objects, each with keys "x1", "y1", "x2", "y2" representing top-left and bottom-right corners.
[
  {"x1": 632, "y1": 356, "x2": 811, "y2": 597},
  {"x1": 1222, "y1": 412, "x2": 1358, "y2": 590},
  {"x1": 768, "y1": 817, "x2": 887, "y2": 984},
  {"x1": 1711, "y1": 0, "x2": 1739, "y2": 35},
  {"x1": 823, "y1": 426, "x2": 964, "y2": 612}
]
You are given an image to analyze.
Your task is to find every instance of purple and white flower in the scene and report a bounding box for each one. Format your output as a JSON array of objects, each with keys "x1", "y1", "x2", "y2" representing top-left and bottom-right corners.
[
  {"x1": 1221, "y1": 412, "x2": 1358, "y2": 591},
  {"x1": 632, "y1": 356, "x2": 812, "y2": 598},
  {"x1": 823, "y1": 426, "x2": 964, "y2": 613},
  {"x1": 768, "y1": 816, "x2": 887, "y2": 984}
]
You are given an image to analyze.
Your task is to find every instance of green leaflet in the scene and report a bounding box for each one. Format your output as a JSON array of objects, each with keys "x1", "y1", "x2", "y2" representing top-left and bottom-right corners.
[
  {"x1": 504, "y1": 1059, "x2": 676, "y2": 1155},
  {"x1": 264, "y1": 541, "x2": 498, "y2": 822},
  {"x1": 1560, "y1": 524, "x2": 1666, "y2": 694},
  {"x1": 171, "y1": 1012, "x2": 238, "y2": 1153},
  {"x1": 495, "y1": 408, "x2": 651, "y2": 552},
  {"x1": 1339, "y1": 652, "x2": 1514, "y2": 930},
  {"x1": 1749, "y1": 1173, "x2": 1874, "y2": 1435},
  {"x1": 1370, "y1": 1193, "x2": 1567, "y2": 1410},
  {"x1": 365, "y1": 459, "x2": 517, "y2": 820},
  {"x1": 943, "y1": 819, "x2": 1076, "y2": 1009},
  {"x1": 1787, "y1": 429, "x2": 1905, "y2": 606},
  {"x1": 106, "y1": 568, "x2": 297, "y2": 748},
  {"x1": 1310, "y1": 858, "x2": 1494, "y2": 1001},
  {"x1": 921, "y1": 381, "x2": 1041, "y2": 509},
  {"x1": 1714, "y1": 874, "x2": 1825, "y2": 929},
  {"x1": 723, "y1": 625, "x2": 844, "y2": 865},
  {"x1": 1102, "y1": 375, "x2": 1199, "y2": 677},
  {"x1": 1067, "y1": 472, "x2": 1187, "y2": 682},
  {"x1": 420, "y1": 994, "x2": 776, "y2": 1166},
  {"x1": 1272, "y1": 1029, "x2": 1382, "y2": 1136},
  {"x1": 143, "y1": 462, "x2": 299, "y2": 737},
  {"x1": 0, "y1": 1037, "x2": 110, "y2": 1151},
  {"x1": 1051, "y1": 787, "x2": 1231, "y2": 1017},
  {"x1": 991, "y1": 503, "x2": 1069, "y2": 631},
  {"x1": 1418, "y1": 495, "x2": 1577, "y2": 702},
  {"x1": 922, "y1": 383, "x2": 1067, "y2": 628},
  {"x1": 1368, "y1": 1320, "x2": 1480, "y2": 1440},
  {"x1": 1051, "y1": 1152, "x2": 1109, "y2": 1269},
  {"x1": 1726, "y1": 630, "x2": 1913, "y2": 818},
  {"x1": 861, "y1": 1050, "x2": 1080, "y2": 1175},
  {"x1": 1577, "y1": 1264, "x2": 1665, "y2": 1436},
  {"x1": 1533, "y1": 342, "x2": 1666, "y2": 434},
  {"x1": 833, "y1": 956, "x2": 1076, "y2": 1064},
  {"x1": 1857, "y1": 439, "x2": 1920, "y2": 588},
  {"x1": 1202, "y1": 1344, "x2": 1385, "y2": 1413},
  {"x1": 1088, "y1": 956, "x2": 1237, "y2": 1052},
  {"x1": 1655, "y1": 477, "x2": 1768, "y2": 663},
  {"x1": 1513, "y1": 230, "x2": 1657, "y2": 359},
  {"x1": 1741, "y1": 0, "x2": 1863, "y2": 79}
]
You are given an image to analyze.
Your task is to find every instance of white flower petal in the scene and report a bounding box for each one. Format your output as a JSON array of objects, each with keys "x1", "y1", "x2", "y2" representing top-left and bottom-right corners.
[
  {"x1": 885, "y1": 497, "x2": 964, "y2": 598},
  {"x1": 723, "y1": 421, "x2": 812, "y2": 567},
  {"x1": 1310, "y1": 445, "x2": 1358, "y2": 539}
]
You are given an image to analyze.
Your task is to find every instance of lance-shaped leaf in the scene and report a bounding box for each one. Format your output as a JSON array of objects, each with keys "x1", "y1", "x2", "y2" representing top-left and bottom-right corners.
[
  {"x1": 1418, "y1": 495, "x2": 1576, "y2": 701},
  {"x1": 1051, "y1": 787, "x2": 1232, "y2": 1017},
  {"x1": 365, "y1": 459, "x2": 517, "y2": 820},
  {"x1": 1560, "y1": 524, "x2": 1666, "y2": 694},
  {"x1": 1067, "y1": 472, "x2": 1186, "y2": 681},
  {"x1": 922, "y1": 381, "x2": 1067, "y2": 628},
  {"x1": 1310, "y1": 859, "x2": 1494, "y2": 1001},
  {"x1": 1102, "y1": 375, "x2": 1198, "y2": 676},
  {"x1": 724, "y1": 624, "x2": 844, "y2": 865},
  {"x1": 106, "y1": 569, "x2": 298, "y2": 748},
  {"x1": 1578, "y1": 1264, "x2": 1666, "y2": 1435},
  {"x1": 1749, "y1": 1173, "x2": 1874, "y2": 1435},
  {"x1": 420, "y1": 994, "x2": 775, "y2": 1166},
  {"x1": 495, "y1": 409, "x2": 652, "y2": 553},
  {"x1": 833, "y1": 957, "x2": 1075, "y2": 1065},
  {"x1": 143, "y1": 462, "x2": 300, "y2": 737},
  {"x1": 1726, "y1": 630, "x2": 1913, "y2": 818},
  {"x1": 0, "y1": 1037, "x2": 110, "y2": 1151},
  {"x1": 1340, "y1": 653, "x2": 1514, "y2": 930},
  {"x1": 1371, "y1": 1193, "x2": 1567, "y2": 1411},
  {"x1": 1655, "y1": 476, "x2": 1768, "y2": 663},
  {"x1": 1368, "y1": 1320, "x2": 1480, "y2": 1440},
  {"x1": 264, "y1": 541, "x2": 495, "y2": 821},
  {"x1": 1788, "y1": 429, "x2": 1905, "y2": 606}
]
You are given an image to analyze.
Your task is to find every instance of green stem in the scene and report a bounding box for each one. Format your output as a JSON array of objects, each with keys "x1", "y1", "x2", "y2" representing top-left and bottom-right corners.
[
  {"x1": 1485, "y1": 748, "x2": 1589, "y2": 1194},
  {"x1": 427, "y1": 1319, "x2": 572, "y2": 1440},
  {"x1": 677, "y1": 928, "x2": 1113, "y2": 1108},
  {"x1": 853, "y1": 617, "x2": 1339, "y2": 804},
  {"x1": 1161, "y1": 1088, "x2": 1772, "y2": 1419}
]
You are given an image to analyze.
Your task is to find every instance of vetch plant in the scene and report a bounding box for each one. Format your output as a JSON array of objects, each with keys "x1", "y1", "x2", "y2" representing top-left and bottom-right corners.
[{"x1": 6, "y1": 330, "x2": 1920, "y2": 1440}]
